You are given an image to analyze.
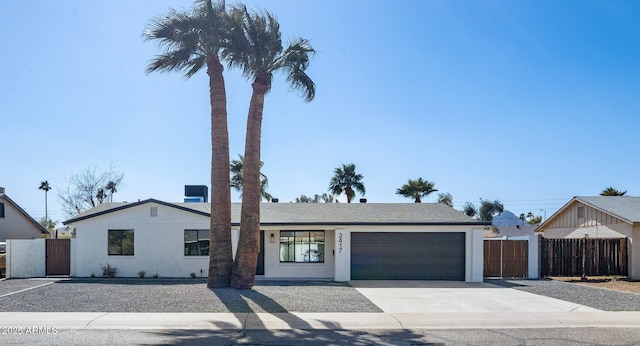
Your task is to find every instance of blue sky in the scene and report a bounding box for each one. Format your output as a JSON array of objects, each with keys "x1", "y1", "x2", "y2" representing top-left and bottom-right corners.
[{"x1": 2, "y1": 0, "x2": 639, "y2": 225}]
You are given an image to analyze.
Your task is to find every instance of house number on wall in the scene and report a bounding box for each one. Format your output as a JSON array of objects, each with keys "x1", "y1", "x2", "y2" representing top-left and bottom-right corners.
[{"x1": 338, "y1": 232, "x2": 343, "y2": 253}]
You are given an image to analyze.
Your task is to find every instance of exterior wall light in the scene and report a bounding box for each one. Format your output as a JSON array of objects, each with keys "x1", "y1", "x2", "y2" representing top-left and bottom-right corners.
[{"x1": 270, "y1": 233, "x2": 275, "y2": 243}]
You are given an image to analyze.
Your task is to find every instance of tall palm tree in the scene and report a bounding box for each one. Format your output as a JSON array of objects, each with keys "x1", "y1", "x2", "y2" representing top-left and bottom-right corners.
[
  {"x1": 105, "y1": 181, "x2": 117, "y2": 203},
  {"x1": 396, "y1": 178, "x2": 438, "y2": 203},
  {"x1": 600, "y1": 187, "x2": 627, "y2": 196},
  {"x1": 329, "y1": 163, "x2": 366, "y2": 203},
  {"x1": 230, "y1": 154, "x2": 272, "y2": 201},
  {"x1": 226, "y1": 5, "x2": 315, "y2": 288},
  {"x1": 38, "y1": 180, "x2": 51, "y2": 228},
  {"x1": 144, "y1": 0, "x2": 234, "y2": 288}
]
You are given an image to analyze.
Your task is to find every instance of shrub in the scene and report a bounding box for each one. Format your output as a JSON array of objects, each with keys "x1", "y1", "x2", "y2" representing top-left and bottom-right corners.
[
  {"x1": 190, "y1": 272, "x2": 196, "y2": 279},
  {"x1": 100, "y1": 263, "x2": 117, "y2": 278},
  {"x1": 152, "y1": 272, "x2": 159, "y2": 278},
  {"x1": 138, "y1": 271, "x2": 146, "y2": 278},
  {"x1": 90, "y1": 273, "x2": 96, "y2": 278}
]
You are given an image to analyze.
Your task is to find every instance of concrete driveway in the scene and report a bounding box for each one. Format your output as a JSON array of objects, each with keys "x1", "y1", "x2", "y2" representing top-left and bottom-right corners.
[{"x1": 349, "y1": 280, "x2": 599, "y2": 313}]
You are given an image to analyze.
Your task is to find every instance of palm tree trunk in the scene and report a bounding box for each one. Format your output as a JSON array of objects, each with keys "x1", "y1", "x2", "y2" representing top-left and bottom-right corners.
[
  {"x1": 231, "y1": 81, "x2": 268, "y2": 289},
  {"x1": 206, "y1": 55, "x2": 233, "y2": 288}
]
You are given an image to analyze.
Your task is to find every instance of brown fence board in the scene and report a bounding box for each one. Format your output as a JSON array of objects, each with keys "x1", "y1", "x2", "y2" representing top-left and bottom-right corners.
[
  {"x1": 484, "y1": 240, "x2": 528, "y2": 278},
  {"x1": 46, "y1": 239, "x2": 70, "y2": 276},
  {"x1": 541, "y1": 238, "x2": 627, "y2": 277}
]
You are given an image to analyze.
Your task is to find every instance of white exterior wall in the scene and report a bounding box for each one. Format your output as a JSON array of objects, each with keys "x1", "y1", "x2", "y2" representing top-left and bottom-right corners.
[
  {"x1": 261, "y1": 227, "x2": 335, "y2": 279},
  {"x1": 6, "y1": 239, "x2": 45, "y2": 278},
  {"x1": 333, "y1": 225, "x2": 484, "y2": 282},
  {"x1": 73, "y1": 203, "x2": 211, "y2": 277},
  {"x1": 70, "y1": 203, "x2": 483, "y2": 281}
]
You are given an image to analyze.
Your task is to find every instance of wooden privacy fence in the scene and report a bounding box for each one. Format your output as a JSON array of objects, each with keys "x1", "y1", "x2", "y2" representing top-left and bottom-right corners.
[
  {"x1": 484, "y1": 240, "x2": 528, "y2": 278},
  {"x1": 46, "y1": 239, "x2": 70, "y2": 276},
  {"x1": 541, "y1": 238, "x2": 627, "y2": 277}
]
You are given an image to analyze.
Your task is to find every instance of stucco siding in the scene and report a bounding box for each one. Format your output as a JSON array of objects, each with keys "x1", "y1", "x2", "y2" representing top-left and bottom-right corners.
[
  {"x1": 73, "y1": 202, "x2": 211, "y2": 277},
  {"x1": 0, "y1": 200, "x2": 44, "y2": 241},
  {"x1": 262, "y1": 227, "x2": 335, "y2": 279}
]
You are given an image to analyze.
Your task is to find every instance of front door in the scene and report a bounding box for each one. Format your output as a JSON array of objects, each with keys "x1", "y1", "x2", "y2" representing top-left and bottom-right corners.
[{"x1": 256, "y1": 230, "x2": 265, "y2": 275}]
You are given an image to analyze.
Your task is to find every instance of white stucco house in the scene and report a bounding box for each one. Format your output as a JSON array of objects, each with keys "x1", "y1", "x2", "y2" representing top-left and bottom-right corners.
[{"x1": 63, "y1": 199, "x2": 488, "y2": 282}]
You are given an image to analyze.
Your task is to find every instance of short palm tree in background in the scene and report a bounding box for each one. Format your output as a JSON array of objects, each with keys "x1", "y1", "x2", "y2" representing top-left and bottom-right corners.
[
  {"x1": 144, "y1": 0, "x2": 234, "y2": 288},
  {"x1": 329, "y1": 163, "x2": 366, "y2": 203},
  {"x1": 600, "y1": 187, "x2": 627, "y2": 196},
  {"x1": 230, "y1": 154, "x2": 272, "y2": 201},
  {"x1": 396, "y1": 178, "x2": 437, "y2": 203}
]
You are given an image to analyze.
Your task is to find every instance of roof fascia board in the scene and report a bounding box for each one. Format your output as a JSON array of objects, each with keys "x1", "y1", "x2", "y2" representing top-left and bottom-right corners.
[{"x1": 63, "y1": 199, "x2": 209, "y2": 224}]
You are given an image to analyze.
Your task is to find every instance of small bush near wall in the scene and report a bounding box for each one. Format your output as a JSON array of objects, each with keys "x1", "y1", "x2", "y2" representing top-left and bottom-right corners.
[
  {"x1": 190, "y1": 272, "x2": 196, "y2": 278},
  {"x1": 138, "y1": 271, "x2": 146, "y2": 278},
  {"x1": 100, "y1": 263, "x2": 117, "y2": 278}
]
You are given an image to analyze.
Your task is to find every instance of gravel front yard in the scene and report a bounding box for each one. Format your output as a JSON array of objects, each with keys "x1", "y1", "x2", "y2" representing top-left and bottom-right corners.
[
  {"x1": 3, "y1": 277, "x2": 640, "y2": 313},
  {"x1": 487, "y1": 278, "x2": 640, "y2": 311},
  {"x1": 0, "y1": 278, "x2": 382, "y2": 313}
]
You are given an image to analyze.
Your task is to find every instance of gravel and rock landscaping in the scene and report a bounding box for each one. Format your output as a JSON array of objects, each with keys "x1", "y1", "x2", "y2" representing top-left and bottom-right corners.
[
  {"x1": 487, "y1": 278, "x2": 640, "y2": 311},
  {"x1": 3, "y1": 277, "x2": 640, "y2": 313},
  {"x1": 0, "y1": 278, "x2": 382, "y2": 313}
]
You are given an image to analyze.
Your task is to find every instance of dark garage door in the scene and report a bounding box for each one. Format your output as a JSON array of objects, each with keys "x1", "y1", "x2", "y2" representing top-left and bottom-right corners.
[{"x1": 351, "y1": 232, "x2": 465, "y2": 280}]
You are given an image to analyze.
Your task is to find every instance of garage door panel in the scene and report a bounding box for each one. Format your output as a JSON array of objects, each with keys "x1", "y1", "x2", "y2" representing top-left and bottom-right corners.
[{"x1": 351, "y1": 232, "x2": 465, "y2": 280}]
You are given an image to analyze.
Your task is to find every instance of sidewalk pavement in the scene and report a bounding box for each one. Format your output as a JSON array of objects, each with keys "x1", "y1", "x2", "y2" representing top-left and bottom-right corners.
[{"x1": 3, "y1": 311, "x2": 640, "y2": 330}]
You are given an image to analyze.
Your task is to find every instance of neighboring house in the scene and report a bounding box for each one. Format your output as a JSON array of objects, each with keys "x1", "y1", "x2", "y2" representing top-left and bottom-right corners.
[
  {"x1": 0, "y1": 187, "x2": 48, "y2": 242},
  {"x1": 536, "y1": 196, "x2": 640, "y2": 278},
  {"x1": 63, "y1": 199, "x2": 488, "y2": 282}
]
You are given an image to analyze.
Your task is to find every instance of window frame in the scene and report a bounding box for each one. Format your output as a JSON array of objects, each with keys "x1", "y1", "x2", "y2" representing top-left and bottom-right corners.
[
  {"x1": 184, "y1": 229, "x2": 210, "y2": 256},
  {"x1": 279, "y1": 230, "x2": 325, "y2": 263},
  {"x1": 0, "y1": 202, "x2": 4, "y2": 218},
  {"x1": 108, "y1": 229, "x2": 135, "y2": 256}
]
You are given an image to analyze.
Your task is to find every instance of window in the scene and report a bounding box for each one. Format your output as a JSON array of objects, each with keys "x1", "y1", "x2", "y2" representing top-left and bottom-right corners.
[
  {"x1": 184, "y1": 229, "x2": 209, "y2": 256},
  {"x1": 280, "y1": 231, "x2": 324, "y2": 263},
  {"x1": 577, "y1": 206, "x2": 584, "y2": 219},
  {"x1": 108, "y1": 230, "x2": 134, "y2": 255},
  {"x1": 0, "y1": 202, "x2": 4, "y2": 218},
  {"x1": 150, "y1": 207, "x2": 158, "y2": 217}
]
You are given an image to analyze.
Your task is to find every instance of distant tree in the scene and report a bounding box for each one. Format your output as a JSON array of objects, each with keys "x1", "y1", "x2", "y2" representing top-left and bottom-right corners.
[
  {"x1": 294, "y1": 193, "x2": 337, "y2": 203},
  {"x1": 436, "y1": 192, "x2": 453, "y2": 207},
  {"x1": 230, "y1": 155, "x2": 272, "y2": 201},
  {"x1": 527, "y1": 215, "x2": 542, "y2": 225},
  {"x1": 396, "y1": 178, "x2": 438, "y2": 203},
  {"x1": 96, "y1": 188, "x2": 107, "y2": 204},
  {"x1": 105, "y1": 181, "x2": 118, "y2": 202},
  {"x1": 520, "y1": 212, "x2": 540, "y2": 226},
  {"x1": 600, "y1": 187, "x2": 627, "y2": 196},
  {"x1": 58, "y1": 166, "x2": 124, "y2": 216},
  {"x1": 294, "y1": 194, "x2": 320, "y2": 203},
  {"x1": 38, "y1": 180, "x2": 51, "y2": 225},
  {"x1": 38, "y1": 216, "x2": 56, "y2": 232},
  {"x1": 329, "y1": 163, "x2": 365, "y2": 203},
  {"x1": 462, "y1": 202, "x2": 477, "y2": 218},
  {"x1": 478, "y1": 199, "x2": 504, "y2": 222}
]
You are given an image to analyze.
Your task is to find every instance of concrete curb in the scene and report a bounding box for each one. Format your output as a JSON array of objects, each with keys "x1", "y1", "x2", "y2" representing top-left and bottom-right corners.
[{"x1": 3, "y1": 311, "x2": 640, "y2": 330}]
